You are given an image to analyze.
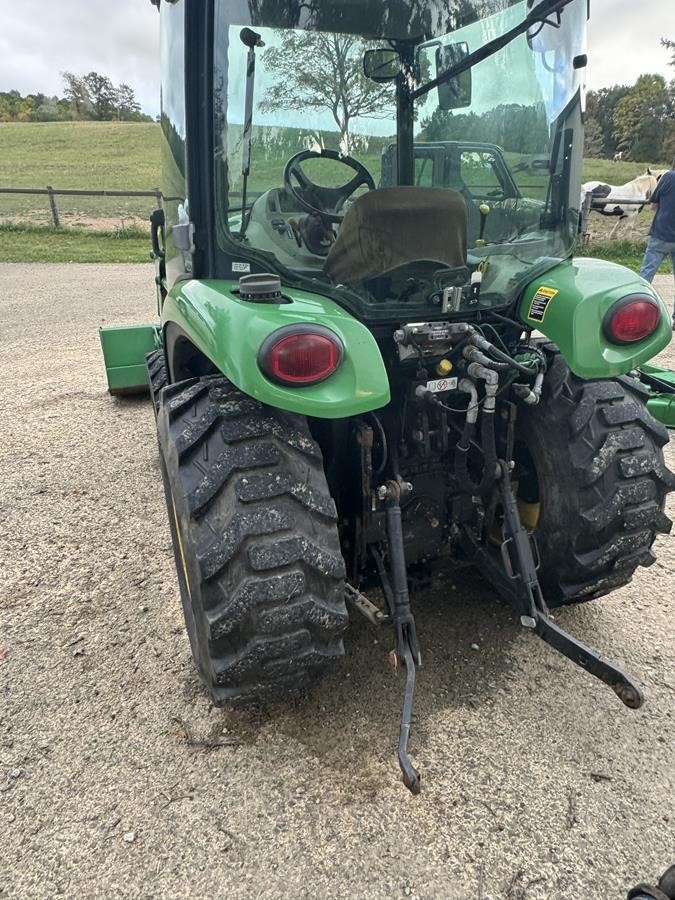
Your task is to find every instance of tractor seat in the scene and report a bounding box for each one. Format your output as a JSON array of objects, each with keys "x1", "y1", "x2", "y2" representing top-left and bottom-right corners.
[{"x1": 324, "y1": 187, "x2": 467, "y2": 285}]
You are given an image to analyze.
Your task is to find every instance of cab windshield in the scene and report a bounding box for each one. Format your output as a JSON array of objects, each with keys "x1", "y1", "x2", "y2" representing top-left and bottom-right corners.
[{"x1": 213, "y1": 0, "x2": 586, "y2": 319}]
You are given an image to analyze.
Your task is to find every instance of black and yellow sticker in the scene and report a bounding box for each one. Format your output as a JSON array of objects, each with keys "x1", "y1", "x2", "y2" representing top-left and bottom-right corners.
[{"x1": 528, "y1": 286, "x2": 558, "y2": 323}]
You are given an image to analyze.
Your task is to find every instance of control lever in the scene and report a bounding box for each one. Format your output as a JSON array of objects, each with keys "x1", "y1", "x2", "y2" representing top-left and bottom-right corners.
[{"x1": 476, "y1": 202, "x2": 490, "y2": 247}]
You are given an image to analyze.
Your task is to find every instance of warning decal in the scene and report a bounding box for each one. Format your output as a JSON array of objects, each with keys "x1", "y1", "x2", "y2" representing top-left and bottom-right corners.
[
  {"x1": 426, "y1": 377, "x2": 458, "y2": 394},
  {"x1": 528, "y1": 286, "x2": 558, "y2": 323}
]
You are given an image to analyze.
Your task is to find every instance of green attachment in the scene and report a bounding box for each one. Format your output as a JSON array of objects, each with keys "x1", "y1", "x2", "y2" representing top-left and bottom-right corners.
[
  {"x1": 646, "y1": 394, "x2": 675, "y2": 429},
  {"x1": 99, "y1": 324, "x2": 161, "y2": 395},
  {"x1": 636, "y1": 363, "x2": 675, "y2": 429},
  {"x1": 519, "y1": 258, "x2": 672, "y2": 379}
]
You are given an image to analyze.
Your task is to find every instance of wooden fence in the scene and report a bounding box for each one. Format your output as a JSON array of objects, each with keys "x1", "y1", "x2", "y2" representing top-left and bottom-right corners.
[
  {"x1": 0, "y1": 186, "x2": 164, "y2": 228},
  {"x1": 0, "y1": 185, "x2": 655, "y2": 240},
  {"x1": 0, "y1": 187, "x2": 259, "y2": 228},
  {"x1": 580, "y1": 192, "x2": 652, "y2": 243}
]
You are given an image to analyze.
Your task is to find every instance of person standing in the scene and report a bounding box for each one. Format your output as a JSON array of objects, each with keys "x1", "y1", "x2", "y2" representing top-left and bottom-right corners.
[{"x1": 639, "y1": 166, "x2": 675, "y2": 324}]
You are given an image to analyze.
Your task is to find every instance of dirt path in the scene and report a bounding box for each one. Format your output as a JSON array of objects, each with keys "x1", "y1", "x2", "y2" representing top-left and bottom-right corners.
[{"x1": 1, "y1": 264, "x2": 674, "y2": 900}]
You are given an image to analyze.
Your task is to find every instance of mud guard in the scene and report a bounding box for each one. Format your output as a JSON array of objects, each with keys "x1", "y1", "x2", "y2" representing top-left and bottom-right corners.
[
  {"x1": 161, "y1": 279, "x2": 390, "y2": 418},
  {"x1": 519, "y1": 257, "x2": 671, "y2": 379}
]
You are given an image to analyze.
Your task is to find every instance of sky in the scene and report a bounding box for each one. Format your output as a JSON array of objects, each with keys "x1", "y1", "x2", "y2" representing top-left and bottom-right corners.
[{"x1": 0, "y1": 0, "x2": 673, "y2": 118}]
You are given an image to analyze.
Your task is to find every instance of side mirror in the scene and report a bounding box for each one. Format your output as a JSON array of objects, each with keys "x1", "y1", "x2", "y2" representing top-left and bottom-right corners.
[
  {"x1": 364, "y1": 48, "x2": 401, "y2": 82},
  {"x1": 436, "y1": 43, "x2": 472, "y2": 110}
]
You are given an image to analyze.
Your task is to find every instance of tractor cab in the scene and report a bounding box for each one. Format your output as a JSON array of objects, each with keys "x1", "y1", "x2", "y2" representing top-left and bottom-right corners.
[{"x1": 156, "y1": 0, "x2": 588, "y2": 317}]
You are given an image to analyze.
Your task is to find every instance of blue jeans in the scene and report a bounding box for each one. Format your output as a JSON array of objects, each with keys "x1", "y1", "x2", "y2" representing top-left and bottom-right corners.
[{"x1": 640, "y1": 237, "x2": 675, "y2": 313}]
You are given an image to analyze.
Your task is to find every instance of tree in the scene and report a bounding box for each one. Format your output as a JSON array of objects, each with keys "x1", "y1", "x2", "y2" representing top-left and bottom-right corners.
[
  {"x1": 585, "y1": 86, "x2": 630, "y2": 158},
  {"x1": 583, "y1": 115, "x2": 604, "y2": 158},
  {"x1": 1, "y1": 77, "x2": 152, "y2": 123},
  {"x1": 613, "y1": 74, "x2": 674, "y2": 162},
  {"x1": 82, "y1": 71, "x2": 117, "y2": 120},
  {"x1": 420, "y1": 104, "x2": 548, "y2": 154},
  {"x1": 115, "y1": 84, "x2": 142, "y2": 120},
  {"x1": 61, "y1": 71, "x2": 91, "y2": 118},
  {"x1": 662, "y1": 38, "x2": 675, "y2": 67},
  {"x1": 260, "y1": 32, "x2": 394, "y2": 152}
]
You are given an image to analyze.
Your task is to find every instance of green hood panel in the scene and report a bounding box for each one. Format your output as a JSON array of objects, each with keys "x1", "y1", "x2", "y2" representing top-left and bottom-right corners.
[
  {"x1": 161, "y1": 279, "x2": 390, "y2": 418},
  {"x1": 519, "y1": 258, "x2": 672, "y2": 379}
]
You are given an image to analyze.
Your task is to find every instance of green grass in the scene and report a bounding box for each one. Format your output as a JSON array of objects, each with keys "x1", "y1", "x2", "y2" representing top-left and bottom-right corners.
[
  {"x1": 0, "y1": 223, "x2": 150, "y2": 263},
  {"x1": 0, "y1": 121, "x2": 672, "y2": 265},
  {"x1": 0, "y1": 121, "x2": 161, "y2": 222},
  {"x1": 577, "y1": 239, "x2": 673, "y2": 273},
  {"x1": 582, "y1": 157, "x2": 670, "y2": 186}
]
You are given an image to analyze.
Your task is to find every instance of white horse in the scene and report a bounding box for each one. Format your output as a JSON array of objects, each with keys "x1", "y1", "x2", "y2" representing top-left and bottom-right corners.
[{"x1": 581, "y1": 169, "x2": 667, "y2": 239}]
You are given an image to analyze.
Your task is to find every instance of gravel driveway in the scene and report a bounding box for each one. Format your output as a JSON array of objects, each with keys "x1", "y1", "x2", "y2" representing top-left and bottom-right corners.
[{"x1": 1, "y1": 264, "x2": 674, "y2": 900}]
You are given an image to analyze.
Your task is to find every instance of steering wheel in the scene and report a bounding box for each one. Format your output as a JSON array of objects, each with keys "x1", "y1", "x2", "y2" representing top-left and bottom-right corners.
[{"x1": 283, "y1": 149, "x2": 375, "y2": 223}]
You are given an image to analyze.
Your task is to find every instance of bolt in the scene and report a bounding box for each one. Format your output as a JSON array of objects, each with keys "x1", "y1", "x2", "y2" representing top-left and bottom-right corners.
[
  {"x1": 404, "y1": 482, "x2": 413, "y2": 494},
  {"x1": 377, "y1": 485, "x2": 388, "y2": 500}
]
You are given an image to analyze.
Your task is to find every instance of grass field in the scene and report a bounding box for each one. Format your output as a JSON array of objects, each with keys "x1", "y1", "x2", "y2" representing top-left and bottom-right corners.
[
  {"x1": 0, "y1": 121, "x2": 672, "y2": 267},
  {"x1": 576, "y1": 239, "x2": 672, "y2": 273},
  {"x1": 0, "y1": 223, "x2": 150, "y2": 263},
  {"x1": 0, "y1": 121, "x2": 161, "y2": 225}
]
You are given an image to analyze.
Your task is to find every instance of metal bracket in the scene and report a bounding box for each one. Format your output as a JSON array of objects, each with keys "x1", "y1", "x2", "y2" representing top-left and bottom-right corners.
[
  {"x1": 495, "y1": 459, "x2": 644, "y2": 709},
  {"x1": 344, "y1": 583, "x2": 389, "y2": 627},
  {"x1": 172, "y1": 221, "x2": 195, "y2": 253},
  {"x1": 371, "y1": 479, "x2": 423, "y2": 795}
]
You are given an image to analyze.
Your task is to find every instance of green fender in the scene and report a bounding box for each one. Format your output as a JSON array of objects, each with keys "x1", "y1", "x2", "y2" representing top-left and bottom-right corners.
[
  {"x1": 161, "y1": 279, "x2": 390, "y2": 418},
  {"x1": 519, "y1": 257, "x2": 672, "y2": 379}
]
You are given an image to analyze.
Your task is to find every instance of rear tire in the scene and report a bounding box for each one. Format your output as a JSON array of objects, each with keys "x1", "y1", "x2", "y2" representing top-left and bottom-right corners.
[
  {"x1": 146, "y1": 349, "x2": 168, "y2": 416},
  {"x1": 515, "y1": 349, "x2": 674, "y2": 607},
  {"x1": 156, "y1": 375, "x2": 348, "y2": 705}
]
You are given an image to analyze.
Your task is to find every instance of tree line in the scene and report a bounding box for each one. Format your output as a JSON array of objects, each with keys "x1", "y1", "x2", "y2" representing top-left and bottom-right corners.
[
  {"x1": 0, "y1": 72, "x2": 153, "y2": 123},
  {"x1": 420, "y1": 104, "x2": 550, "y2": 154},
  {"x1": 585, "y1": 41, "x2": 675, "y2": 163}
]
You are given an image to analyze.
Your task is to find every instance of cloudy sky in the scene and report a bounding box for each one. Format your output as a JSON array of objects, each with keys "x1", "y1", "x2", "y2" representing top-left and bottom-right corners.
[{"x1": 0, "y1": 0, "x2": 673, "y2": 117}]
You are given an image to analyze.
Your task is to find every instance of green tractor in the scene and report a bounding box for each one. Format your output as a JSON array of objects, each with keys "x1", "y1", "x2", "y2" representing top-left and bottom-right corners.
[{"x1": 101, "y1": 0, "x2": 675, "y2": 793}]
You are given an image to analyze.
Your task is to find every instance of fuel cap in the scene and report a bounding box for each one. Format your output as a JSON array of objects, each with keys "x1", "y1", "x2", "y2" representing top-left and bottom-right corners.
[{"x1": 238, "y1": 273, "x2": 283, "y2": 303}]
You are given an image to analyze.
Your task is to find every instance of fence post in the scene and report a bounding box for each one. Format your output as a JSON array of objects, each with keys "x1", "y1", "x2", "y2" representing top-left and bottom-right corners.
[
  {"x1": 580, "y1": 191, "x2": 592, "y2": 245},
  {"x1": 46, "y1": 186, "x2": 60, "y2": 228}
]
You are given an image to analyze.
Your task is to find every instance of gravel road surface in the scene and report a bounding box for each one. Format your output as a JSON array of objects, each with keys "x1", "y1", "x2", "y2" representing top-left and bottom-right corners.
[{"x1": 1, "y1": 264, "x2": 674, "y2": 900}]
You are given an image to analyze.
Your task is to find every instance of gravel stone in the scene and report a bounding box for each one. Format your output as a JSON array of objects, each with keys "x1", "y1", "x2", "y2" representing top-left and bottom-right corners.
[{"x1": 0, "y1": 264, "x2": 673, "y2": 899}]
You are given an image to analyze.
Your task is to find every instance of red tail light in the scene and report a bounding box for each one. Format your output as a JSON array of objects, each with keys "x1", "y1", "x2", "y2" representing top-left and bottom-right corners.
[
  {"x1": 259, "y1": 326, "x2": 343, "y2": 386},
  {"x1": 604, "y1": 296, "x2": 661, "y2": 344}
]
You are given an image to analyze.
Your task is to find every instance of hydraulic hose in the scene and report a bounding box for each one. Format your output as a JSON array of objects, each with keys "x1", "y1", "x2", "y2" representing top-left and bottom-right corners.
[
  {"x1": 453, "y1": 379, "x2": 478, "y2": 489},
  {"x1": 477, "y1": 408, "x2": 497, "y2": 495},
  {"x1": 471, "y1": 334, "x2": 538, "y2": 376},
  {"x1": 462, "y1": 345, "x2": 511, "y2": 371},
  {"x1": 467, "y1": 362, "x2": 499, "y2": 494},
  {"x1": 513, "y1": 370, "x2": 545, "y2": 406}
]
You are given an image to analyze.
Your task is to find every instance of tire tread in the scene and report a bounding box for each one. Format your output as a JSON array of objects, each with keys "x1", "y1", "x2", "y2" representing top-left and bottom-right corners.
[{"x1": 157, "y1": 375, "x2": 347, "y2": 705}]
